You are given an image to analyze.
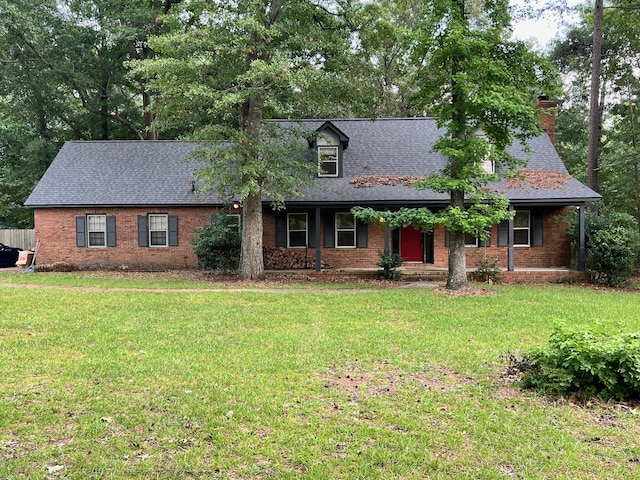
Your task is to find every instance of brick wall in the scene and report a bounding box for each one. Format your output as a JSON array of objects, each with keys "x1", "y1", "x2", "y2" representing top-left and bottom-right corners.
[
  {"x1": 33, "y1": 207, "x2": 220, "y2": 270},
  {"x1": 463, "y1": 206, "x2": 572, "y2": 269},
  {"x1": 34, "y1": 205, "x2": 573, "y2": 270},
  {"x1": 263, "y1": 206, "x2": 572, "y2": 270}
]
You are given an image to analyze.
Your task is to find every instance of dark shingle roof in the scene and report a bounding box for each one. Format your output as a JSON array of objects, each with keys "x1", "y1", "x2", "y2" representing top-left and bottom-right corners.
[{"x1": 25, "y1": 118, "x2": 599, "y2": 208}]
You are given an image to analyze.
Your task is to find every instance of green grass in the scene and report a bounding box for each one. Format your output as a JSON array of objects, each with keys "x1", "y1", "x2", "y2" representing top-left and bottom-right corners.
[{"x1": 1, "y1": 272, "x2": 640, "y2": 479}]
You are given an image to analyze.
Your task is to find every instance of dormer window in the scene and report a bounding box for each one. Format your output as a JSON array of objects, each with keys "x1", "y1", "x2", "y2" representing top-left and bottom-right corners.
[
  {"x1": 310, "y1": 121, "x2": 349, "y2": 178},
  {"x1": 318, "y1": 146, "x2": 338, "y2": 177},
  {"x1": 481, "y1": 158, "x2": 495, "y2": 174}
]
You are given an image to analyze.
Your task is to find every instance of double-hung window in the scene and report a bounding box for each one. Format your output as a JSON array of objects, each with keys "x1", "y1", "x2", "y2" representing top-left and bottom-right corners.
[
  {"x1": 149, "y1": 214, "x2": 168, "y2": 247},
  {"x1": 87, "y1": 214, "x2": 107, "y2": 248},
  {"x1": 287, "y1": 213, "x2": 308, "y2": 248},
  {"x1": 514, "y1": 211, "x2": 530, "y2": 246},
  {"x1": 227, "y1": 214, "x2": 241, "y2": 233},
  {"x1": 138, "y1": 214, "x2": 177, "y2": 247},
  {"x1": 318, "y1": 146, "x2": 338, "y2": 177},
  {"x1": 335, "y1": 213, "x2": 356, "y2": 248}
]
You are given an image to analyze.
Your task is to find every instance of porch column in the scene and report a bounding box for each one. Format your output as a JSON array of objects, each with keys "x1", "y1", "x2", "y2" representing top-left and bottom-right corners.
[
  {"x1": 315, "y1": 207, "x2": 322, "y2": 272},
  {"x1": 508, "y1": 205, "x2": 515, "y2": 271},
  {"x1": 578, "y1": 205, "x2": 586, "y2": 271},
  {"x1": 384, "y1": 225, "x2": 390, "y2": 252}
]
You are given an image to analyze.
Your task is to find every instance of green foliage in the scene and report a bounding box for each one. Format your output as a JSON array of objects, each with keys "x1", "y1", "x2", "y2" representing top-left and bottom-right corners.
[
  {"x1": 474, "y1": 256, "x2": 501, "y2": 283},
  {"x1": 550, "y1": 1, "x2": 640, "y2": 219},
  {"x1": 191, "y1": 123, "x2": 317, "y2": 206},
  {"x1": 570, "y1": 208, "x2": 640, "y2": 286},
  {"x1": 522, "y1": 323, "x2": 640, "y2": 400},
  {"x1": 377, "y1": 250, "x2": 403, "y2": 281},
  {"x1": 191, "y1": 213, "x2": 241, "y2": 271}
]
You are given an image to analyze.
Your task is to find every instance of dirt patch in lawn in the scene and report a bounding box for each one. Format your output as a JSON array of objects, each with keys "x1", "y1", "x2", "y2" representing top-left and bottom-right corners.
[{"x1": 322, "y1": 361, "x2": 476, "y2": 401}]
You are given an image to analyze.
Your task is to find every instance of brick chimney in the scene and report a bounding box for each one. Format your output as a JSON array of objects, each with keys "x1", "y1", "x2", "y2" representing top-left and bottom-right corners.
[{"x1": 537, "y1": 95, "x2": 557, "y2": 146}]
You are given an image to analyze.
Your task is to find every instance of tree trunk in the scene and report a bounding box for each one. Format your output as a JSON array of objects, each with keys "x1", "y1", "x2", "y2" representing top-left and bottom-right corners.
[
  {"x1": 587, "y1": 0, "x2": 603, "y2": 200},
  {"x1": 446, "y1": 189, "x2": 469, "y2": 290},
  {"x1": 142, "y1": 85, "x2": 157, "y2": 140},
  {"x1": 239, "y1": 192, "x2": 265, "y2": 280},
  {"x1": 237, "y1": 93, "x2": 267, "y2": 280}
]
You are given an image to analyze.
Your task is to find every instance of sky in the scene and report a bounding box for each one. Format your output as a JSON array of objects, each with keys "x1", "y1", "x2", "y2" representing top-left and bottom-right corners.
[{"x1": 510, "y1": 0, "x2": 585, "y2": 50}]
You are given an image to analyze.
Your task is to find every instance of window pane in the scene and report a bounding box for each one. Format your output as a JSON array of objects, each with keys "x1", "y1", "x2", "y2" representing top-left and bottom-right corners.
[
  {"x1": 289, "y1": 231, "x2": 307, "y2": 247},
  {"x1": 88, "y1": 232, "x2": 105, "y2": 247},
  {"x1": 288, "y1": 213, "x2": 307, "y2": 230},
  {"x1": 464, "y1": 233, "x2": 477, "y2": 246},
  {"x1": 319, "y1": 147, "x2": 337, "y2": 161},
  {"x1": 149, "y1": 215, "x2": 167, "y2": 230},
  {"x1": 320, "y1": 161, "x2": 337, "y2": 175},
  {"x1": 337, "y1": 231, "x2": 355, "y2": 247},
  {"x1": 87, "y1": 215, "x2": 105, "y2": 231},
  {"x1": 150, "y1": 231, "x2": 167, "y2": 246},
  {"x1": 336, "y1": 213, "x2": 354, "y2": 229},
  {"x1": 514, "y1": 211, "x2": 530, "y2": 228},
  {"x1": 514, "y1": 230, "x2": 529, "y2": 245}
]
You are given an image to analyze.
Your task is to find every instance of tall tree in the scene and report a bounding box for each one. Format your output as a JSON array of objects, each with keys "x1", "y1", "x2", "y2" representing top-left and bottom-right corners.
[
  {"x1": 551, "y1": 0, "x2": 640, "y2": 219},
  {"x1": 134, "y1": 0, "x2": 359, "y2": 280},
  {"x1": 587, "y1": 0, "x2": 604, "y2": 196},
  {"x1": 355, "y1": 0, "x2": 556, "y2": 290}
]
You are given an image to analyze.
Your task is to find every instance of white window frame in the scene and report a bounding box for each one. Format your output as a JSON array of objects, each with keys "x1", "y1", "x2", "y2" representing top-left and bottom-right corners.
[
  {"x1": 287, "y1": 213, "x2": 308, "y2": 248},
  {"x1": 148, "y1": 214, "x2": 169, "y2": 247},
  {"x1": 87, "y1": 214, "x2": 107, "y2": 248},
  {"x1": 464, "y1": 232, "x2": 479, "y2": 248},
  {"x1": 226, "y1": 214, "x2": 241, "y2": 233},
  {"x1": 335, "y1": 212, "x2": 356, "y2": 248},
  {"x1": 514, "y1": 210, "x2": 531, "y2": 247},
  {"x1": 318, "y1": 146, "x2": 339, "y2": 177}
]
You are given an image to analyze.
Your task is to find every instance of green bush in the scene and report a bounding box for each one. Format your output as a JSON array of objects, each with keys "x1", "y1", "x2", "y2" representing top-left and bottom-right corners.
[
  {"x1": 377, "y1": 250, "x2": 403, "y2": 281},
  {"x1": 521, "y1": 324, "x2": 640, "y2": 400},
  {"x1": 570, "y1": 208, "x2": 640, "y2": 286},
  {"x1": 474, "y1": 256, "x2": 501, "y2": 283},
  {"x1": 191, "y1": 213, "x2": 241, "y2": 271}
]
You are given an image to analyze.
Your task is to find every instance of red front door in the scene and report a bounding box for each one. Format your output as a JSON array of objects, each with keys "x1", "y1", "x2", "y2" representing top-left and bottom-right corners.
[{"x1": 400, "y1": 226, "x2": 424, "y2": 262}]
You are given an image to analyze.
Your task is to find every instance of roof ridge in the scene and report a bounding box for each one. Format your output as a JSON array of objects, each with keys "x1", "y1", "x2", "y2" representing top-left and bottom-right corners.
[{"x1": 270, "y1": 117, "x2": 436, "y2": 123}]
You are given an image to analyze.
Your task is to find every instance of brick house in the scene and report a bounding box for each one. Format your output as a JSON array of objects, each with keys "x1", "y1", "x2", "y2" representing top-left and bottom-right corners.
[{"x1": 25, "y1": 104, "x2": 599, "y2": 272}]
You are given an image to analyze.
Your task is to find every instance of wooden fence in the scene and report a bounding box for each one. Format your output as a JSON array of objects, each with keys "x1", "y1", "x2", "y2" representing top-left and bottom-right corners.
[{"x1": 0, "y1": 229, "x2": 35, "y2": 251}]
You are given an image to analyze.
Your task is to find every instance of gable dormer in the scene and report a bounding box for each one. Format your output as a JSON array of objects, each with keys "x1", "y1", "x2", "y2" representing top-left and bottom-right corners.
[{"x1": 309, "y1": 121, "x2": 349, "y2": 178}]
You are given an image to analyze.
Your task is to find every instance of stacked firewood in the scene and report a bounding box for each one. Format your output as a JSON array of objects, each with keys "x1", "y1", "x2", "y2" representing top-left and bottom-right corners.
[{"x1": 263, "y1": 247, "x2": 330, "y2": 270}]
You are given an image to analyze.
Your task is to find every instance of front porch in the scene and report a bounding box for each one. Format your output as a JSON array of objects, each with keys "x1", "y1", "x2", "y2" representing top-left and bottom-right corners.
[{"x1": 266, "y1": 266, "x2": 589, "y2": 284}]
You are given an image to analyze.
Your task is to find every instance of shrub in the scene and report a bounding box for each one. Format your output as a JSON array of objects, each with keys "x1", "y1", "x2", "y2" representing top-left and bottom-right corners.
[
  {"x1": 520, "y1": 323, "x2": 640, "y2": 400},
  {"x1": 569, "y1": 208, "x2": 640, "y2": 286},
  {"x1": 191, "y1": 213, "x2": 241, "y2": 271},
  {"x1": 474, "y1": 256, "x2": 501, "y2": 283},
  {"x1": 377, "y1": 250, "x2": 403, "y2": 281}
]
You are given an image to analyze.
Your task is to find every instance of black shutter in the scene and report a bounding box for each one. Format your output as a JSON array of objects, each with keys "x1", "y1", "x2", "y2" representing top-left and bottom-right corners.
[
  {"x1": 308, "y1": 213, "x2": 316, "y2": 248},
  {"x1": 168, "y1": 216, "x2": 178, "y2": 246},
  {"x1": 138, "y1": 215, "x2": 148, "y2": 247},
  {"x1": 498, "y1": 220, "x2": 509, "y2": 246},
  {"x1": 531, "y1": 211, "x2": 544, "y2": 247},
  {"x1": 275, "y1": 213, "x2": 287, "y2": 247},
  {"x1": 324, "y1": 214, "x2": 335, "y2": 247},
  {"x1": 106, "y1": 216, "x2": 116, "y2": 247},
  {"x1": 356, "y1": 218, "x2": 368, "y2": 248},
  {"x1": 76, "y1": 216, "x2": 86, "y2": 247}
]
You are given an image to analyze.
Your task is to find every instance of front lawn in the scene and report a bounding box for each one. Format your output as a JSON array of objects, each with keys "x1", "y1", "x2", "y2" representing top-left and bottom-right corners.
[{"x1": 1, "y1": 273, "x2": 639, "y2": 479}]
